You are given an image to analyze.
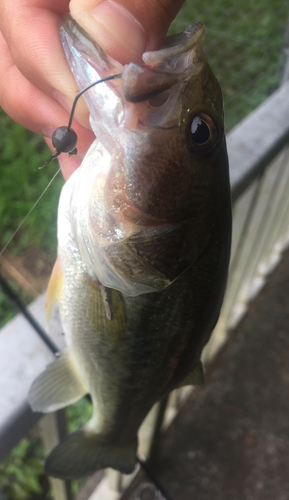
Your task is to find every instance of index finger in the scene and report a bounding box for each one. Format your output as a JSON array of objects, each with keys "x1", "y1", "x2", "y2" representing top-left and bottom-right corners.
[{"x1": 0, "y1": 0, "x2": 90, "y2": 128}]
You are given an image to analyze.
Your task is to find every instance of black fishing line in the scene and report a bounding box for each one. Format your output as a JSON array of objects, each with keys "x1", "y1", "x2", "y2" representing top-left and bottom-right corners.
[
  {"x1": 42, "y1": 72, "x2": 122, "y2": 167},
  {"x1": 0, "y1": 273, "x2": 59, "y2": 355},
  {"x1": 67, "y1": 72, "x2": 122, "y2": 131}
]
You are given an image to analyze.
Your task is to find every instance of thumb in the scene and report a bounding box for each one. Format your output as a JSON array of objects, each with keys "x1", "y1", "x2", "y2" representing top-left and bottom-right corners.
[{"x1": 69, "y1": 0, "x2": 185, "y2": 65}]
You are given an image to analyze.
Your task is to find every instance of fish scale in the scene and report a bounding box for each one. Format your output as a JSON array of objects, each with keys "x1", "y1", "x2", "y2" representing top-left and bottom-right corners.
[{"x1": 28, "y1": 14, "x2": 231, "y2": 479}]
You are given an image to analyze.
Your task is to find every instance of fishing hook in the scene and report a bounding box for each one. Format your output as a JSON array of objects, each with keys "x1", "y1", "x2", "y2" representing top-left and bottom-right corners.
[{"x1": 42, "y1": 73, "x2": 123, "y2": 168}]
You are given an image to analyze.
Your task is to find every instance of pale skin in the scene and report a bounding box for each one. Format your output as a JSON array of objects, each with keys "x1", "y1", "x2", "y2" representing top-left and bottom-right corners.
[{"x1": 0, "y1": 0, "x2": 185, "y2": 180}]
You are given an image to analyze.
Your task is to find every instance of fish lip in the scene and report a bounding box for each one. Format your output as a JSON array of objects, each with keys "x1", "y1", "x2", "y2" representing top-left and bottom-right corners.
[
  {"x1": 61, "y1": 14, "x2": 111, "y2": 68},
  {"x1": 60, "y1": 14, "x2": 124, "y2": 77},
  {"x1": 142, "y1": 23, "x2": 205, "y2": 66},
  {"x1": 62, "y1": 14, "x2": 204, "y2": 68},
  {"x1": 121, "y1": 23, "x2": 205, "y2": 104}
]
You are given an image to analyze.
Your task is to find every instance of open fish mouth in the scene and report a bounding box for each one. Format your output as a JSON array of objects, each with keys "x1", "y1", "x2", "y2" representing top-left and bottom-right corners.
[
  {"x1": 61, "y1": 14, "x2": 205, "y2": 86},
  {"x1": 60, "y1": 15, "x2": 205, "y2": 132},
  {"x1": 122, "y1": 23, "x2": 205, "y2": 105}
]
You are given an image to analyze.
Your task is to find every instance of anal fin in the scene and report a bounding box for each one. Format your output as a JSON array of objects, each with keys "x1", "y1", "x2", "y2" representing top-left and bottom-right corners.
[
  {"x1": 28, "y1": 350, "x2": 88, "y2": 413},
  {"x1": 45, "y1": 428, "x2": 137, "y2": 479}
]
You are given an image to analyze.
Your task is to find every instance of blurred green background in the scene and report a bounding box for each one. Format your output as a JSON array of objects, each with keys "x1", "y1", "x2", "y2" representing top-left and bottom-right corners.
[
  {"x1": 170, "y1": 0, "x2": 289, "y2": 129},
  {"x1": 0, "y1": 0, "x2": 288, "y2": 498}
]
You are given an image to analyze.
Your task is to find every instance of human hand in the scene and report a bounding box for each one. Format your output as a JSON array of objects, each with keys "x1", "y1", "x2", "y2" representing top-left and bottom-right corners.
[{"x1": 0, "y1": 0, "x2": 185, "y2": 180}]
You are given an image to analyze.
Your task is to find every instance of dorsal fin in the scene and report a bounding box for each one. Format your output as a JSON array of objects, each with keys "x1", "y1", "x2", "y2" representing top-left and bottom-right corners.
[{"x1": 86, "y1": 275, "x2": 127, "y2": 345}]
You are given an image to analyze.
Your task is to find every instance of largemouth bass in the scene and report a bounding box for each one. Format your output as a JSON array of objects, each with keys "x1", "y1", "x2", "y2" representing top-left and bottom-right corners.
[{"x1": 28, "y1": 14, "x2": 231, "y2": 479}]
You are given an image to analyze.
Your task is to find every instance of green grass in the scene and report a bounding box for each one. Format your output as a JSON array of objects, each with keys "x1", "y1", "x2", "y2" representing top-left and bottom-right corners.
[
  {"x1": 170, "y1": 0, "x2": 288, "y2": 129},
  {"x1": 0, "y1": 107, "x2": 64, "y2": 334},
  {"x1": 0, "y1": 435, "x2": 48, "y2": 500},
  {"x1": 0, "y1": 108, "x2": 64, "y2": 256},
  {"x1": 66, "y1": 398, "x2": 93, "y2": 434},
  {"x1": 0, "y1": 399, "x2": 93, "y2": 500}
]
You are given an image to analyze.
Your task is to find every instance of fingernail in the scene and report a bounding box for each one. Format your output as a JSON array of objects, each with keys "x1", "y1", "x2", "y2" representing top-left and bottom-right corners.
[
  {"x1": 90, "y1": 1, "x2": 147, "y2": 64},
  {"x1": 42, "y1": 125, "x2": 54, "y2": 140}
]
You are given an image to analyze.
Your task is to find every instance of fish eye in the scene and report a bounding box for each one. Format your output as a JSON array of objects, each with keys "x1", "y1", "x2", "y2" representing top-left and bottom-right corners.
[{"x1": 189, "y1": 113, "x2": 219, "y2": 154}]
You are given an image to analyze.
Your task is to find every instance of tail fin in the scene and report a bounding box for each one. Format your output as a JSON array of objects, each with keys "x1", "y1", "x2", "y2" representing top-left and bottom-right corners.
[{"x1": 45, "y1": 428, "x2": 137, "y2": 479}]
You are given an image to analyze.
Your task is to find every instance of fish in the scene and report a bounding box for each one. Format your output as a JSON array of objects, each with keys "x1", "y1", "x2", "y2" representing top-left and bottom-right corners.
[{"x1": 28, "y1": 14, "x2": 232, "y2": 480}]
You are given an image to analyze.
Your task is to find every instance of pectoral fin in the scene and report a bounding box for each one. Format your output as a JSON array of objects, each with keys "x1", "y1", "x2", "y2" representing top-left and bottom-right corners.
[
  {"x1": 28, "y1": 350, "x2": 88, "y2": 413},
  {"x1": 178, "y1": 361, "x2": 204, "y2": 387},
  {"x1": 45, "y1": 258, "x2": 63, "y2": 330},
  {"x1": 87, "y1": 276, "x2": 127, "y2": 345}
]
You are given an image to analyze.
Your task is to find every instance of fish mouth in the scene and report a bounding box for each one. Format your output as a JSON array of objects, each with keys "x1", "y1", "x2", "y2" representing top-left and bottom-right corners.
[
  {"x1": 61, "y1": 14, "x2": 205, "y2": 104},
  {"x1": 60, "y1": 16, "x2": 207, "y2": 224},
  {"x1": 60, "y1": 14, "x2": 206, "y2": 139},
  {"x1": 122, "y1": 23, "x2": 205, "y2": 104}
]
